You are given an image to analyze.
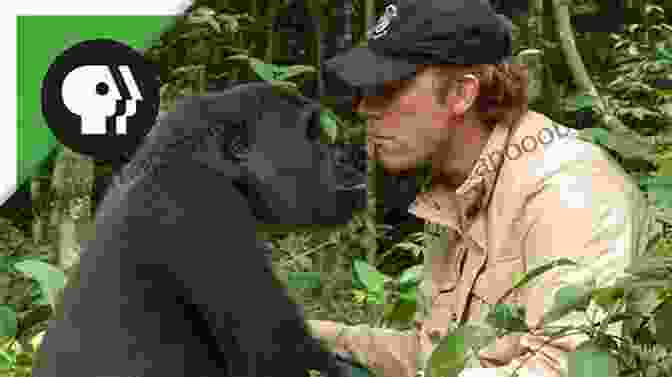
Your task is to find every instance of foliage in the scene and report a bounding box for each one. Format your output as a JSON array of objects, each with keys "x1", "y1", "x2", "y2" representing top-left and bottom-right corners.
[
  {"x1": 0, "y1": 219, "x2": 66, "y2": 376},
  {"x1": 351, "y1": 254, "x2": 672, "y2": 377}
]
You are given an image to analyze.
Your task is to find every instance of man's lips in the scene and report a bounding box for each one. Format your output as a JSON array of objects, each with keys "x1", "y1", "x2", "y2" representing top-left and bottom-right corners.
[
  {"x1": 369, "y1": 136, "x2": 395, "y2": 143},
  {"x1": 368, "y1": 137, "x2": 392, "y2": 158},
  {"x1": 369, "y1": 137, "x2": 398, "y2": 155}
]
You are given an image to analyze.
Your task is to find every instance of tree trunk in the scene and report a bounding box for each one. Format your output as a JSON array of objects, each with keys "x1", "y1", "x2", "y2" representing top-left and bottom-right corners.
[
  {"x1": 48, "y1": 147, "x2": 94, "y2": 275},
  {"x1": 264, "y1": 1, "x2": 279, "y2": 63},
  {"x1": 540, "y1": 0, "x2": 563, "y2": 120},
  {"x1": 337, "y1": 0, "x2": 354, "y2": 53},
  {"x1": 522, "y1": 0, "x2": 544, "y2": 105},
  {"x1": 306, "y1": 0, "x2": 324, "y2": 99},
  {"x1": 30, "y1": 176, "x2": 50, "y2": 245},
  {"x1": 551, "y1": 0, "x2": 669, "y2": 157},
  {"x1": 364, "y1": 0, "x2": 376, "y2": 42}
]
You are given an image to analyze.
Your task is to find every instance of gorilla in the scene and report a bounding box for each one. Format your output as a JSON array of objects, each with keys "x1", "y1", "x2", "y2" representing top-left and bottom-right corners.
[{"x1": 32, "y1": 82, "x2": 368, "y2": 377}]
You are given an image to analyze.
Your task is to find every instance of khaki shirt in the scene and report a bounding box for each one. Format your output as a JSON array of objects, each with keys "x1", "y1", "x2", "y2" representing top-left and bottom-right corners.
[{"x1": 313, "y1": 111, "x2": 656, "y2": 377}]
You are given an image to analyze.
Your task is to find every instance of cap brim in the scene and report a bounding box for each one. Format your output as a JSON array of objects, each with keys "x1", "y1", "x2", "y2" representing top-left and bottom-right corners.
[{"x1": 324, "y1": 47, "x2": 418, "y2": 88}]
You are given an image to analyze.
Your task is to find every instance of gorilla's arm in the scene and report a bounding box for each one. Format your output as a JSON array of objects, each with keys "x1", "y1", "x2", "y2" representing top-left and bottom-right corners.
[{"x1": 128, "y1": 162, "x2": 343, "y2": 377}]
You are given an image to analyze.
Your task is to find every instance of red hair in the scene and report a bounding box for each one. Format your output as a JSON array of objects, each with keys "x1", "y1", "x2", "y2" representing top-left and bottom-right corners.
[{"x1": 429, "y1": 62, "x2": 530, "y2": 128}]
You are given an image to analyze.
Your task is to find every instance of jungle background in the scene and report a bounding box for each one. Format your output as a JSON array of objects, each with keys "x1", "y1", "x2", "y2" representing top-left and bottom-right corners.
[{"x1": 1, "y1": 0, "x2": 672, "y2": 376}]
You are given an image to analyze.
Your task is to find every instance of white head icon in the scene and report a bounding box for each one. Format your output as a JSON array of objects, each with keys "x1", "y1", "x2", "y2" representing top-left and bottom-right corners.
[
  {"x1": 115, "y1": 65, "x2": 144, "y2": 135},
  {"x1": 62, "y1": 65, "x2": 123, "y2": 135}
]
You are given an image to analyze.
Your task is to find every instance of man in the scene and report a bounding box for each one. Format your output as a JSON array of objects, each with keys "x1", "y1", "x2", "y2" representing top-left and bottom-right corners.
[{"x1": 309, "y1": 1, "x2": 655, "y2": 377}]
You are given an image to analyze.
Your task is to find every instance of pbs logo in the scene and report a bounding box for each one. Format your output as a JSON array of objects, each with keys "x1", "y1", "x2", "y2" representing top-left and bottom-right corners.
[{"x1": 41, "y1": 39, "x2": 160, "y2": 163}]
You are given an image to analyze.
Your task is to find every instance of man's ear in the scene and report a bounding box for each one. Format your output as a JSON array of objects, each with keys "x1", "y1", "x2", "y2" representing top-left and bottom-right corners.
[{"x1": 452, "y1": 74, "x2": 479, "y2": 115}]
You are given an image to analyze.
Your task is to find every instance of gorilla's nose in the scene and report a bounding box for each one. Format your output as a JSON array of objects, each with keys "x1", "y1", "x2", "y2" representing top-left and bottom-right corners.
[{"x1": 331, "y1": 143, "x2": 368, "y2": 190}]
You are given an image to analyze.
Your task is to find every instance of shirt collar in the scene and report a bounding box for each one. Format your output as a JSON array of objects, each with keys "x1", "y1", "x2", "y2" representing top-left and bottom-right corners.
[{"x1": 408, "y1": 116, "x2": 518, "y2": 233}]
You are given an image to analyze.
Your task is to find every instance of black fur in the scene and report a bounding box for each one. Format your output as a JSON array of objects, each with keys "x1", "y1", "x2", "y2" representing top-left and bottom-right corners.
[{"x1": 32, "y1": 82, "x2": 367, "y2": 377}]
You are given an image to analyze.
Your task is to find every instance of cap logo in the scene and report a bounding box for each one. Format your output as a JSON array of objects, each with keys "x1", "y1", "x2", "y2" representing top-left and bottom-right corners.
[{"x1": 367, "y1": 4, "x2": 398, "y2": 40}]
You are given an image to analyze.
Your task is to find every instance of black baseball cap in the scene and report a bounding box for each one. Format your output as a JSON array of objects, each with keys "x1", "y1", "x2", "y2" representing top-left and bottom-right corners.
[{"x1": 324, "y1": 0, "x2": 513, "y2": 92}]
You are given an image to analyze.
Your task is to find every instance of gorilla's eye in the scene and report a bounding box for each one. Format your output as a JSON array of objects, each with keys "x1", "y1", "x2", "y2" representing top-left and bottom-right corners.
[
  {"x1": 230, "y1": 135, "x2": 249, "y2": 158},
  {"x1": 224, "y1": 121, "x2": 250, "y2": 159}
]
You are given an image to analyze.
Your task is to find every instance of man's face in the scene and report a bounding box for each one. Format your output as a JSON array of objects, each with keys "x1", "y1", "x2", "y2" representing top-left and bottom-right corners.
[{"x1": 357, "y1": 67, "x2": 459, "y2": 175}]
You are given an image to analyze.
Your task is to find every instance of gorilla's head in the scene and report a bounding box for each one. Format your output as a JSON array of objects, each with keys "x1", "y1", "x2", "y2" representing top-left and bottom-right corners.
[{"x1": 121, "y1": 81, "x2": 368, "y2": 230}]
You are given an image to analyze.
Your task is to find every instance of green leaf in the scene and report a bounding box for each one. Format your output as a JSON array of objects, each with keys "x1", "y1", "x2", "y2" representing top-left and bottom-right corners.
[
  {"x1": 540, "y1": 283, "x2": 594, "y2": 326},
  {"x1": 485, "y1": 303, "x2": 528, "y2": 332},
  {"x1": 222, "y1": 54, "x2": 251, "y2": 63},
  {"x1": 645, "y1": 4, "x2": 664, "y2": 15},
  {"x1": 286, "y1": 272, "x2": 322, "y2": 290},
  {"x1": 366, "y1": 290, "x2": 386, "y2": 306},
  {"x1": 658, "y1": 149, "x2": 672, "y2": 161},
  {"x1": 0, "y1": 349, "x2": 15, "y2": 371},
  {"x1": 215, "y1": 13, "x2": 240, "y2": 33},
  {"x1": 575, "y1": 93, "x2": 598, "y2": 111},
  {"x1": 567, "y1": 342, "x2": 619, "y2": 377},
  {"x1": 656, "y1": 46, "x2": 672, "y2": 63},
  {"x1": 577, "y1": 127, "x2": 610, "y2": 145},
  {"x1": 0, "y1": 306, "x2": 17, "y2": 339},
  {"x1": 658, "y1": 158, "x2": 672, "y2": 177},
  {"x1": 385, "y1": 288, "x2": 419, "y2": 324},
  {"x1": 171, "y1": 65, "x2": 205, "y2": 76},
  {"x1": 13, "y1": 260, "x2": 67, "y2": 311},
  {"x1": 497, "y1": 258, "x2": 578, "y2": 305},
  {"x1": 511, "y1": 271, "x2": 525, "y2": 287},
  {"x1": 319, "y1": 109, "x2": 340, "y2": 144},
  {"x1": 15, "y1": 352, "x2": 33, "y2": 367},
  {"x1": 398, "y1": 264, "x2": 423, "y2": 290},
  {"x1": 398, "y1": 288, "x2": 418, "y2": 305},
  {"x1": 516, "y1": 48, "x2": 543, "y2": 57},
  {"x1": 223, "y1": 55, "x2": 277, "y2": 82},
  {"x1": 426, "y1": 330, "x2": 470, "y2": 377},
  {"x1": 274, "y1": 65, "x2": 316, "y2": 81},
  {"x1": 592, "y1": 287, "x2": 625, "y2": 311},
  {"x1": 352, "y1": 259, "x2": 389, "y2": 296},
  {"x1": 639, "y1": 176, "x2": 672, "y2": 208},
  {"x1": 250, "y1": 60, "x2": 278, "y2": 82},
  {"x1": 187, "y1": 7, "x2": 221, "y2": 33},
  {"x1": 514, "y1": 258, "x2": 578, "y2": 290},
  {"x1": 425, "y1": 326, "x2": 497, "y2": 377},
  {"x1": 654, "y1": 299, "x2": 672, "y2": 348},
  {"x1": 190, "y1": 6, "x2": 215, "y2": 18},
  {"x1": 267, "y1": 80, "x2": 303, "y2": 98},
  {"x1": 0, "y1": 256, "x2": 14, "y2": 274},
  {"x1": 555, "y1": 284, "x2": 591, "y2": 310}
]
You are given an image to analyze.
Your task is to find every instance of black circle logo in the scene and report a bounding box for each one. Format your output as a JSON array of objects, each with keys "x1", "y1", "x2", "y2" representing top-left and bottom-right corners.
[{"x1": 41, "y1": 39, "x2": 160, "y2": 163}]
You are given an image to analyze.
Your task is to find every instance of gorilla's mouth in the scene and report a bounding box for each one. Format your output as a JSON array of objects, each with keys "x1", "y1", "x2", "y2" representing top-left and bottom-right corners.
[
  {"x1": 332, "y1": 143, "x2": 368, "y2": 191},
  {"x1": 231, "y1": 177, "x2": 274, "y2": 220}
]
